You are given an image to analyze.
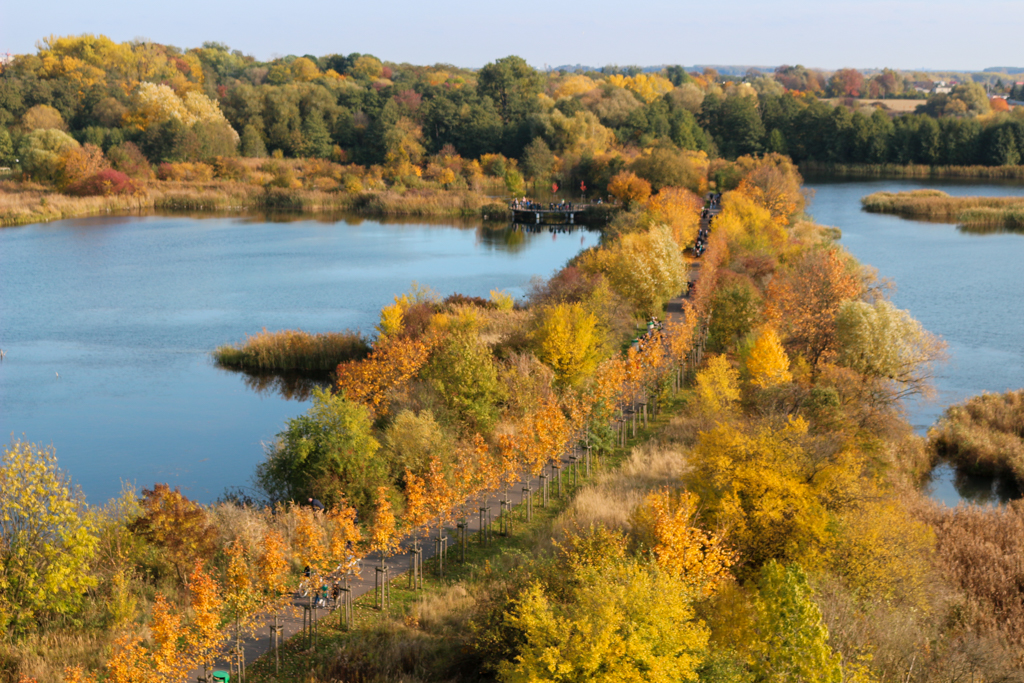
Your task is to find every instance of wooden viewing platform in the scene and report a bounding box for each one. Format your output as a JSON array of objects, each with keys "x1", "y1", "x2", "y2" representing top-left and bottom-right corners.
[{"x1": 510, "y1": 202, "x2": 602, "y2": 224}]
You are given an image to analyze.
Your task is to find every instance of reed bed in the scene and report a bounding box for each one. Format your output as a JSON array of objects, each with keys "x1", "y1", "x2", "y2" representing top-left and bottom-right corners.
[
  {"x1": 803, "y1": 161, "x2": 1024, "y2": 180},
  {"x1": 0, "y1": 182, "x2": 153, "y2": 227},
  {"x1": 862, "y1": 189, "x2": 1024, "y2": 221},
  {"x1": 214, "y1": 328, "x2": 370, "y2": 372},
  {"x1": 928, "y1": 390, "x2": 1024, "y2": 484},
  {"x1": 959, "y1": 207, "x2": 1024, "y2": 232},
  {"x1": 350, "y1": 189, "x2": 494, "y2": 216},
  {"x1": 916, "y1": 499, "x2": 1024, "y2": 648}
]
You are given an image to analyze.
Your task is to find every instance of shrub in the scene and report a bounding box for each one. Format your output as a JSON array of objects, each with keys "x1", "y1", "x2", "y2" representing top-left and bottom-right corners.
[{"x1": 64, "y1": 169, "x2": 138, "y2": 197}]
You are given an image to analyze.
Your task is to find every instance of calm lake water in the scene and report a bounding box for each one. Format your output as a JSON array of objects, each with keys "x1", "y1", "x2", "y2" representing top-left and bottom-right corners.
[
  {"x1": 805, "y1": 178, "x2": 1024, "y2": 505},
  {"x1": 0, "y1": 213, "x2": 599, "y2": 504}
]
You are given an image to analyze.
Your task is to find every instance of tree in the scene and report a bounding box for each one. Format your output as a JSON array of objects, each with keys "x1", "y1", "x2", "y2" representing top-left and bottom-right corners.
[
  {"x1": 521, "y1": 137, "x2": 555, "y2": 181},
  {"x1": 827, "y1": 69, "x2": 864, "y2": 98},
  {"x1": 630, "y1": 488, "x2": 734, "y2": 597},
  {"x1": 695, "y1": 354, "x2": 741, "y2": 415},
  {"x1": 0, "y1": 440, "x2": 97, "y2": 635},
  {"x1": 21, "y1": 104, "x2": 66, "y2": 131},
  {"x1": 19, "y1": 128, "x2": 80, "y2": 181},
  {"x1": 607, "y1": 170, "x2": 651, "y2": 208},
  {"x1": 746, "y1": 327, "x2": 792, "y2": 389},
  {"x1": 767, "y1": 248, "x2": 863, "y2": 374},
  {"x1": 301, "y1": 110, "x2": 332, "y2": 158},
  {"x1": 835, "y1": 298, "x2": 946, "y2": 401},
  {"x1": 533, "y1": 302, "x2": 606, "y2": 387},
  {"x1": 497, "y1": 559, "x2": 710, "y2": 682},
  {"x1": 422, "y1": 328, "x2": 505, "y2": 433},
  {"x1": 585, "y1": 225, "x2": 687, "y2": 317},
  {"x1": 752, "y1": 561, "x2": 842, "y2": 683},
  {"x1": 256, "y1": 387, "x2": 386, "y2": 516},
  {"x1": 477, "y1": 55, "x2": 543, "y2": 124},
  {"x1": 130, "y1": 483, "x2": 217, "y2": 584},
  {"x1": 240, "y1": 124, "x2": 267, "y2": 158}
]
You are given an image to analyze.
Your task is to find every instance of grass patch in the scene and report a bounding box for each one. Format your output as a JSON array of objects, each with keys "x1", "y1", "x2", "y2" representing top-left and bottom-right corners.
[
  {"x1": 214, "y1": 328, "x2": 370, "y2": 373},
  {"x1": 861, "y1": 189, "x2": 1024, "y2": 222}
]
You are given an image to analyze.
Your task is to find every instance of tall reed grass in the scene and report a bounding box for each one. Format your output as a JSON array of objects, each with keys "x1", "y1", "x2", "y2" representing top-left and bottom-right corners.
[
  {"x1": 959, "y1": 207, "x2": 1024, "y2": 232},
  {"x1": 803, "y1": 161, "x2": 1024, "y2": 180},
  {"x1": 929, "y1": 390, "x2": 1024, "y2": 484},
  {"x1": 214, "y1": 328, "x2": 370, "y2": 372},
  {"x1": 861, "y1": 190, "x2": 1024, "y2": 220}
]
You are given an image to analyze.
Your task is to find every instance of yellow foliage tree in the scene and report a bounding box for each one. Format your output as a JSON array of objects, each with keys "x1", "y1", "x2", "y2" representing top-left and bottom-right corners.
[
  {"x1": 533, "y1": 302, "x2": 606, "y2": 387},
  {"x1": 695, "y1": 354, "x2": 741, "y2": 415},
  {"x1": 0, "y1": 440, "x2": 97, "y2": 635},
  {"x1": 605, "y1": 73, "x2": 675, "y2": 103},
  {"x1": 497, "y1": 560, "x2": 710, "y2": 683},
  {"x1": 607, "y1": 170, "x2": 652, "y2": 208},
  {"x1": 746, "y1": 327, "x2": 792, "y2": 389},
  {"x1": 688, "y1": 419, "x2": 852, "y2": 569}
]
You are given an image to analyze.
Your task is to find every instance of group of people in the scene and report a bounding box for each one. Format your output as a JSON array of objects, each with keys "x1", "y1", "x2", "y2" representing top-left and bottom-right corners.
[
  {"x1": 510, "y1": 198, "x2": 586, "y2": 212},
  {"x1": 692, "y1": 215, "x2": 712, "y2": 257},
  {"x1": 633, "y1": 316, "x2": 665, "y2": 353}
]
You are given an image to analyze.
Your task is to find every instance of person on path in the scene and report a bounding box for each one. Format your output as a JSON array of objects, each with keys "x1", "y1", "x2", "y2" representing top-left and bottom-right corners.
[{"x1": 308, "y1": 497, "x2": 325, "y2": 512}]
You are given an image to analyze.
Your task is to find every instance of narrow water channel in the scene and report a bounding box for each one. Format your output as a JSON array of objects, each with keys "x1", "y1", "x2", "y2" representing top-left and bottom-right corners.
[{"x1": 805, "y1": 178, "x2": 1024, "y2": 505}]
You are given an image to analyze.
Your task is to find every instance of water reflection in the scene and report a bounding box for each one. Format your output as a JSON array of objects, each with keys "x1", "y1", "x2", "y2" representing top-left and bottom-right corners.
[
  {"x1": 230, "y1": 369, "x2": 332, "y2": 401},
  {"x1": 924, "y1": 462, "x2": 1022, "y2": 507}
]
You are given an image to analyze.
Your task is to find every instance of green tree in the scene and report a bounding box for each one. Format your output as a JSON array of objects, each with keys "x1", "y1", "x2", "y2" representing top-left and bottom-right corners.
[
  {"x1": 477, "y1": 55, "x2": 543, "y2": 124},
  {"x1": 753, "y1": 561, "x2": 842, "y2": 683},
  {"x1": 256, "y1": 387, "x2": 386, "y2": 516},
  {"x1": 301, "y1": 110, "x2": 333, "y2": 158},
  {"x1": 835, "y1": 298, "x2": 946, "y2": 401},
  {"x1": 521, "y1": 136, "x2": 555, "y2": 181},
  {"x1": 18, "y1": 128, "x2": 79, "y2": 181},
  {"x1": 0, "y1": 128, "x2": 14, "y2": 165},
  {"x1": 0, "y1": 440, "x2": 97, "y2": 636},
  {"x1": 240, "y1": 123, "x2": 267, "y2": 158},
  {"x1": 423, "y1": 328, "x2": 505, "y2": 433}
]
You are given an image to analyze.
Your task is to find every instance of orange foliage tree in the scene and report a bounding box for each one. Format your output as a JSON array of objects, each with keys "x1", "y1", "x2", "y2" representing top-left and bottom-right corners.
[
  {"x1": 336, "y1": 334, "x2": 436, "y2": 415},
  {"x1": 767, "y1": 248, "x2": 864, "y2": 374}
]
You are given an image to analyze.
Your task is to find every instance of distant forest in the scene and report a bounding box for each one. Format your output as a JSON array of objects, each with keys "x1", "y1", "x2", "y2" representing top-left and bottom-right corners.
[{"x1": 2, "y1": 36, "x2": 1024, "y2": 184}]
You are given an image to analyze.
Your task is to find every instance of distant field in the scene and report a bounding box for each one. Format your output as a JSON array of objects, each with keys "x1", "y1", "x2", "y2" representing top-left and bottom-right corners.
[{"x1": 824, "y1": 98, "x2": 924, "y2": 113}]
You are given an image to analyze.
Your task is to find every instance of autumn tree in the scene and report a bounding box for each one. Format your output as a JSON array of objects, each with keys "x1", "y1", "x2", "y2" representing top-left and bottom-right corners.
[
  {"x1": 695, "y1": 354, "x2": 741, "y2": 415},
  {"x1": 532, "y1": 302, "x2": 606, "y2": 387},
  {"x1": 336, "y1": 334, "x2": 435, "y2": 415},
  {"x1": 130, "y1": 483, "x2": 216, "y2": 584},
  {"x1": 835, "y1": 298, "x2": 946, "y2": 401},
  {"x1": 630, "y1": 488, "x2": 734, "y2": 597},
  {"x1": 0, "y1": 440, "x2": 97, "y2": 635},
  {"x1": 827, "y1": 68, "x2": 865, "y2": 98},
  {"x1": 607, "y1": 170, "x2": 652, "y2": 208},
  {"x1": 583, "y1": 225, "x2": 688, "y2": 317},
  {"x1": 256, "y1": 387, "x2": 386, "y2": 516},
  {"x1": 498, "y1": 544, "x2": 710, "y2": 683},
  {"x1": 746, "y1": 327, "x2": 793, "y2": 389},
  {"x1": 687, "y1": 419, "x2": 841, "y2": 569},
  {"x1": 422, "y1": 328, "x2": 505, "y2": 433},
  {"x1": 767, "y1": 248, "x2": 864, "y2": 374}
]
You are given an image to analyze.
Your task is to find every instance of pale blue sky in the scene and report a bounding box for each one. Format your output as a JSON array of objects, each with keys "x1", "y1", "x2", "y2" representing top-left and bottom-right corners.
[{"x1": 2, "y1": 0, "x2": 1021, "y2": 71}]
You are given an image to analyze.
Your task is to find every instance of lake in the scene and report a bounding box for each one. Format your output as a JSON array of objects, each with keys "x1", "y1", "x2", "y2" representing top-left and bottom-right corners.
[
  {"x1": 805, "y1": 177, "x2": 1024, "y2": 505},
  {"x1": 0, "y1": 213, "x2": 599, "y2": 504}
]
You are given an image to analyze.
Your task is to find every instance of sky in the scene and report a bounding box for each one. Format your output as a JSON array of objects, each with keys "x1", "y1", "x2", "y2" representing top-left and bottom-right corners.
[{"x1": 2, "y1": 0, "x2": 1022, "y2": 72}]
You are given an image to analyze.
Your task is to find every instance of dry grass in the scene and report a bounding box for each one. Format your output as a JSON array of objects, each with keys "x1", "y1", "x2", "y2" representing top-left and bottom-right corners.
[
  {"x1": 959, "y1": 207, "x2": 1024, "y2": 232},
  {"x1": 802, "y1": 161, "x2": 1024, "y2": 180},
  {"x1": 0, "y1": 180, "x2": 153, "y2": 227},
  {"x1": 929, "y1": 390, "x2": 1024, "y2": 484},
  {"x1": 553, "y1": 440, "x2": 688, "y2": 537},
  {"x1": 213, "y1": 328, "x2": 370, "y2": 373},
  {"x1": 916, "y1": 499, "x2": 1024, "y2": 650},
  {"x1": 862, "y1": 190, "x2": 1024, "y2": 220}
]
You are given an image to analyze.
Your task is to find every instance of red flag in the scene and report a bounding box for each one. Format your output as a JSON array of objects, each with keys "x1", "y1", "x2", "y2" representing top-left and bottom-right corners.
[
  {"x1": 580, "y1": 181, "x2": 586, "y2": 192},
  {"x1": 552, "y1": 182, "x2": 558, "y2": 193}
]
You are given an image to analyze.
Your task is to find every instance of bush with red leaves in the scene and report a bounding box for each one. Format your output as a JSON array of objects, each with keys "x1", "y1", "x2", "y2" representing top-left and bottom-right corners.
[{"x1": 64, "y1": 168, "x2": 138, "y2": 197}]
